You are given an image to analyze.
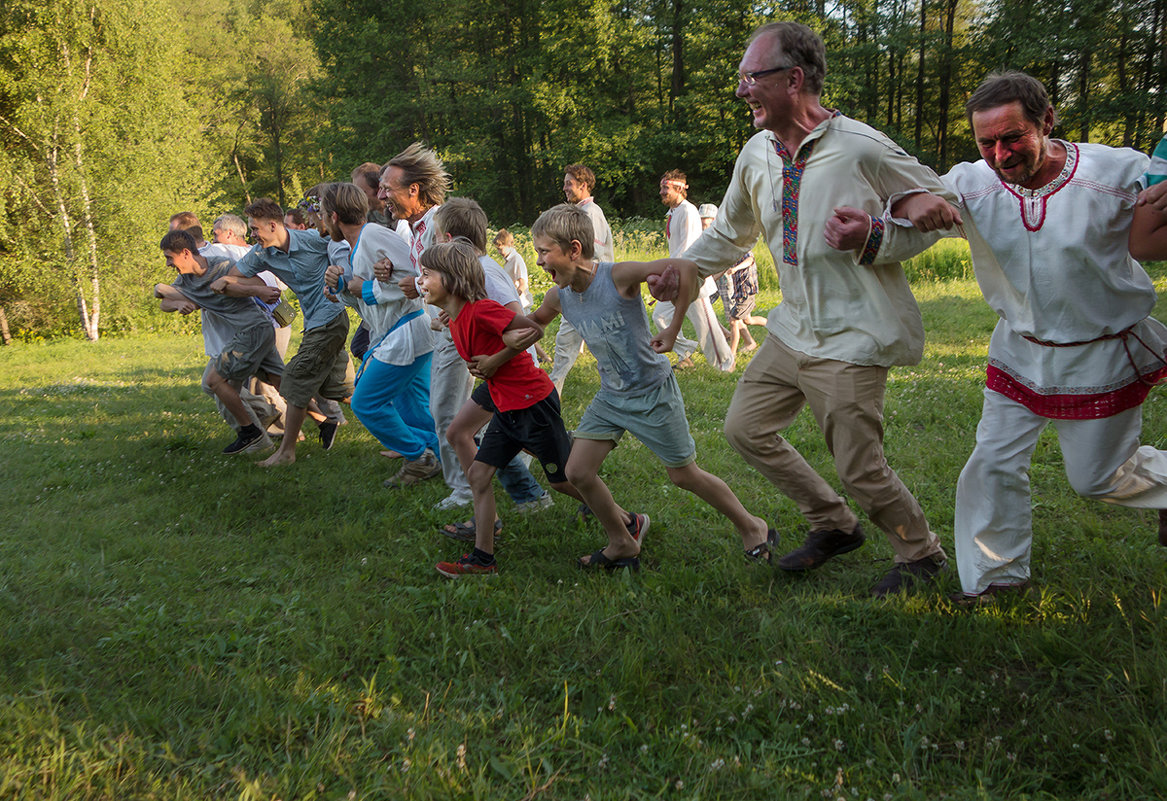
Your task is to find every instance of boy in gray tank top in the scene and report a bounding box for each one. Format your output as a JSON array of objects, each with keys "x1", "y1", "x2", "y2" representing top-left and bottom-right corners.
[{"x1": 529, "y1": 204, "x2": 777, "y2": 568}]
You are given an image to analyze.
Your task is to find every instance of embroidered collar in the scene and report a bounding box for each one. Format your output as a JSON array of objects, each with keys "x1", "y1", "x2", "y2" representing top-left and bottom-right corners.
[
  {"x1": 999, "y1": 141, "x2": 1079, "y2": 232},
  {"x1": 1005, "y1": 140, "x2": 1077, "y2": 199}
]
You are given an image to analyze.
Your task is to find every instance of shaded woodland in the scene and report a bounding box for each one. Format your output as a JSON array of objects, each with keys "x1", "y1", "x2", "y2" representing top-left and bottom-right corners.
[{"x1": 1, "y1": 0, "x2": 1164, "y2": 339}]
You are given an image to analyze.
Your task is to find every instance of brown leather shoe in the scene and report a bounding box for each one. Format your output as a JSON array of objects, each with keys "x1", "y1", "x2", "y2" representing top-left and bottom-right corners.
[
  {"x1": 950, "y1": 581, "x2": 1030, "y2": 608},
  {"x1": 871, "y1": 556, "x2": 946, "y2": 597},
  {"x1": 777, "y1": 525, "x2": 865, "y2": 572}
]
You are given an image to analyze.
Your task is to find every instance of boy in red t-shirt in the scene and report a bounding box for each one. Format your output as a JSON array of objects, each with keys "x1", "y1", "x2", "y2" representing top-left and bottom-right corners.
[{"x1": 419, "y1": 240, "x2": 634, "y2": 576}]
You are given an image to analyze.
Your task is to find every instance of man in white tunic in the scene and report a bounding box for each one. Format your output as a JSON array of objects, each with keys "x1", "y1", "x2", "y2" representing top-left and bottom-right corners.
[
  {"x1": 548, "y1": 164, "x2": 615, "y2": 396},
  {"x1": 891, "y1": 72, "x2": 1167, "y2": 600},
  {"x1": 655, "y1": 170, "x2": 734, "y2": 372},
  {"x1": 678, "y1": 21, "x2": 954, "y2": 595}
]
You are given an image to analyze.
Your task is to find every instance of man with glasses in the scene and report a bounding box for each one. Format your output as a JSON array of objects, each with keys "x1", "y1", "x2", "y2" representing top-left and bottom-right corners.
[{"x1": 677, "y1": 21, "x2": 957, "y2": 595}]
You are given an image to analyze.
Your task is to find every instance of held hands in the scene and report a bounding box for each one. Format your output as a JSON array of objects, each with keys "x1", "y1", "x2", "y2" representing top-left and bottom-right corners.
[
  {"x1": 322, "y1": 265, "x2": 342, "y2": 303},
  {"x1": 373, "y1": 257, "x2": 395, "y2": 283},
  {"x1": 174, "y1": 299, "x2": 198, "y2": 315},
  {"x1": 1137, "y1": 182, "x2": 1167, "y2": 213},
  {"x1": 823, "y1": 207, "x2": 872, "y2": 251},
  {"x1": 890, "y1": 192, "x2": 964, "y2": 232},
  {"x1": 651, "y1": 327, "x2": 678, "y2": 354},
  {"x1": 209, "y1": 276, "x2": 230, "y2": 294},
  {"x1": 467, "y1": 352, "x2": 504, "y2": 379},
  {"x1": 257, "y1": 284, "x2": 281, "y2": 304},
  {"x1": 399, "y1": 274, "x2": 420, "y2": 299},
  {"x1": 647, "y1": 264, "x2": 680, "y2": 302}
]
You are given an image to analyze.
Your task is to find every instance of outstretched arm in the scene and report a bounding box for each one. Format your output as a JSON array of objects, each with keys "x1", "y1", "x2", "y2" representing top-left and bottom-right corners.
[
  {"x1": 611, "y1": 258, "x2": 696, "y2": 353},
  {"x1": 528, "y1": 287, "x2": 562, "y2": 328},
  {"x1": 210, "y1": 268, "x2": 279, "y2": 303}
]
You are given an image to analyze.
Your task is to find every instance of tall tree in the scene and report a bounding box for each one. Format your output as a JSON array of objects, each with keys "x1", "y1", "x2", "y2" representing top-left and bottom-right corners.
[{"x1": 0, "y1": 0, "x2": 214, "y2": 340}]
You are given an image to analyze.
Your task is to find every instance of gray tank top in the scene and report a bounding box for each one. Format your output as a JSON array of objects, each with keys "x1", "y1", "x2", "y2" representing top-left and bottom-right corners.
[{"x1": 557, "y1": 262, "x2": 671, "y2": 396}]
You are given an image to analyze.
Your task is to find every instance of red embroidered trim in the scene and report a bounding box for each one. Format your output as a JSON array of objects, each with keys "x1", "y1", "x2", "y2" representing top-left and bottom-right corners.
[
  {"x1": 985, "y1": 363, "x2": 1167, "y2": 420},
  {"x1": 999, "y1": 142, "x2": 1079, "y2": 232}
]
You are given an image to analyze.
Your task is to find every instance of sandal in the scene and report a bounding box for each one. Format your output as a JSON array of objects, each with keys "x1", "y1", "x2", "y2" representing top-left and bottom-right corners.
[
  {"x1": 439, "y1": 518, "x2": 502, "y2": 543},
  {"x1": 745, "y1": 528, "x2": 780, "y2": 564},
  {"x1": 578, "y1": 549, "x2": 639, "y2": 571}
]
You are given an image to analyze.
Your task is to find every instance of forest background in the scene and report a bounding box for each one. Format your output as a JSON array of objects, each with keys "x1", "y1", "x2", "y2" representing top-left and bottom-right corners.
[{"x1": 1, "y1": 0, "x2": 1165, "y2": 342}]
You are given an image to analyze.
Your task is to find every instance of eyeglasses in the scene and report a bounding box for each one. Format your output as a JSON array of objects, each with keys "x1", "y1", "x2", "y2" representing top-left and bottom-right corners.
[{"x1": 739, "y1": 65, "x2": 795, "y2": 86}]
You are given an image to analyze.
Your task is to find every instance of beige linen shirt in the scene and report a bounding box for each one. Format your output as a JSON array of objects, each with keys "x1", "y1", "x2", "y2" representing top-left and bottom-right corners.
[{"x1": 685, "y1": 114, "x2": 955, "y2": 367}]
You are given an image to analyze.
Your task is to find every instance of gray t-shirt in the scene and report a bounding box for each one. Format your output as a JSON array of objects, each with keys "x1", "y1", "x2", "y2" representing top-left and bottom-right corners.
[
  {"x1": 173, "y1": 258, "x2": 271, "y2": 331},
  {"x1": 557, "y1": 262, "x2": 671, "y2": 396}
]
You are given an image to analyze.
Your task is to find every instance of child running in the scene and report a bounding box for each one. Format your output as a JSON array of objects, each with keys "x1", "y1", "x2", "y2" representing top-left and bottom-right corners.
[
  {"x1": 419, "y1": 240, "x2": 628, "y2": 576},
  {"x1": 529, "y1": 203, "x2": 777, "y2": 567}
]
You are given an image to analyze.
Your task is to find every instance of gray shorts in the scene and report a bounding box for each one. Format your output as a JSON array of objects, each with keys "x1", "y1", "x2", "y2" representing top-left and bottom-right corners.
[
  {"x1": 281, "y1": 312, "x2": 354, "y2": 408},
  {"x1": 213, "y1": 324, "x2": 283, "y2": 384},
  {"x1": 574, "y1": 373, "x2": 696, "y2": 468}
]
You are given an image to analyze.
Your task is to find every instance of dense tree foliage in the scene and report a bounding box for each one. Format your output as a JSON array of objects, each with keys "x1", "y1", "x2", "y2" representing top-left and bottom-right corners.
[{"x1": 1, "y1": 0, "x2": 1164, "y2": 339}]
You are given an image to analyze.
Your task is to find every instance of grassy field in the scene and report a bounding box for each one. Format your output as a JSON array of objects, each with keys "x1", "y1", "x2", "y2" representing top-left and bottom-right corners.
[{"x1": 1, "y1": 264, "x2": 1166, "y2": 799}]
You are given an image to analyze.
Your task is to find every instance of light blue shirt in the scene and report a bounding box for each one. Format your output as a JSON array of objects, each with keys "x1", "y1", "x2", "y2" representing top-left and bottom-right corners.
[{"x1": 235, "y1": 228, "x2": 345, "y2": 331}]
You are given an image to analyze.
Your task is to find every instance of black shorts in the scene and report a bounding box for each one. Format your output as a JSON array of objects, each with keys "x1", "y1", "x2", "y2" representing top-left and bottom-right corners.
[{"x1": 471, "y1": 382, "x2": 572, "y2": 484}]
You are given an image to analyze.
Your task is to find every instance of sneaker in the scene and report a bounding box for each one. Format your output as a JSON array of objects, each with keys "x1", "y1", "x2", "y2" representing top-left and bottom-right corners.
[
  {"x1": 434, "y1": 491, "x2": 474, "y2": 510},
  {"x1": 777, "y1": 525, "x2": 865, "y2": 572},
  {"x1": 514, "y1": 491, "x2": 554, "y2": 514},
  {"x1": 384, "y1": 450, "x2": 441, "y2": 488},
  {"x1": 435, "y1": 552, "x2": 497, "y2": 578},
  {"x1": 626, "y1": 512, "x2": 650, "y2": 545},
  {"x1": 223, "y1": 428, "x2": 273, "y2": 455},
  {"x1": 872, "y1": 556, "x2": 946, "y2": 597},
  {"x1": 319, "y1": 421, "x2": 339, "y2": 450}
]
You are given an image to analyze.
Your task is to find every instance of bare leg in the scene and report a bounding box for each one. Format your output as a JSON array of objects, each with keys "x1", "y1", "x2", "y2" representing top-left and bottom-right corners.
[
  {"x1": 304, "y1": 400, "x2": 328, "y2": 425},
  {"x1": 565, "y1": 438, "x2": 637, "y2": 562},
  {"x1": 665, "y1": 462, "x2": 769, "y2": 550},
  {"x1": 205, "y1": 367, "x2": 252, "y2": 428},
  {"x1": 260, "y1": 404, "x2": 306, "y2": 466},
  {"x1": 447, "y1": 400, "x2": 493, "y2": 476},
  {"x1": 726, "y1": 320, "x2": 742, "y2": 358},
  {"x1": 467, "y1": 461, "x2": 499, "y2": 555}
]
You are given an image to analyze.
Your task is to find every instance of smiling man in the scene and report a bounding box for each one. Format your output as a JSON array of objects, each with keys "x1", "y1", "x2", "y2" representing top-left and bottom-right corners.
[
  {"x1": 890, "y1": 72, "x2": 1167, "y2": 603},
  {"x1": 677, "y1": 21, "x2": 957, "y2": 596}
]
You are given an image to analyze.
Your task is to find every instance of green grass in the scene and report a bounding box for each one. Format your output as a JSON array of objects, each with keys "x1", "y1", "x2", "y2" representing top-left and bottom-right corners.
[{"x1": 1, "y1": 270, "x2": 1166, "y2": 800}]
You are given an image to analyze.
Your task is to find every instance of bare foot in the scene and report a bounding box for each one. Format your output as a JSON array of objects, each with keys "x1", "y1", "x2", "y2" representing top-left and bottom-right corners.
[
  {"x1": 380, "y1": 449, "x2": 402, "y2": 459},
  {"x1": 259, "y1": 450, "x2": 295, "y2": 467},
  {"x1": 741, "y1": 341, "x2": 758, "y2": 353}
]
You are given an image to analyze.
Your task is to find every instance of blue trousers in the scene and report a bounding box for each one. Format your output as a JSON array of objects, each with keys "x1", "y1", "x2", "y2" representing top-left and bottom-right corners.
[{"x1": 351, "y1": 352, "x2": 438, "y2": 460}]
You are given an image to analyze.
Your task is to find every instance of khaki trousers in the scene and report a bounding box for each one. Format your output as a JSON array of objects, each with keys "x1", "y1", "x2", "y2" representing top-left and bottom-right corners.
[{"x1": 724, "y1": 335, "x2": 944, "y2": 563}]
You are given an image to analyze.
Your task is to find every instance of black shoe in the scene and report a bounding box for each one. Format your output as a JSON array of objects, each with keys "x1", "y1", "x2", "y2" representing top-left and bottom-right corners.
[
  {"x1": 223, "y1": 426, "x2": 271, "y2": 455},
  {"x1": 319, "y1": 421, "x2": 339, "y2": 450},
  {"x1": 777, "y1": 525, "x2": 865, "y2": 572},
  {"x1": 871, "y1": 556, "x2": 946, "y2": 597}
]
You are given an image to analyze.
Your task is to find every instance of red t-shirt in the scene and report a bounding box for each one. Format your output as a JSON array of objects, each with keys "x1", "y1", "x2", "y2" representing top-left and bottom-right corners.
[{"x1": 449, "y1": 299, "x2": 553, "y2": 411}]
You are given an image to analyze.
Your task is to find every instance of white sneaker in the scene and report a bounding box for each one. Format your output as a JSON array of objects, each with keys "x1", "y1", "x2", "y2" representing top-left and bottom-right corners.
[
  {"x1": 433, "y1": 491, "x2": 474, "y2": 510},
  {"x1": 513, "y1": 491, "x2": 553, "y2": 514}
]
